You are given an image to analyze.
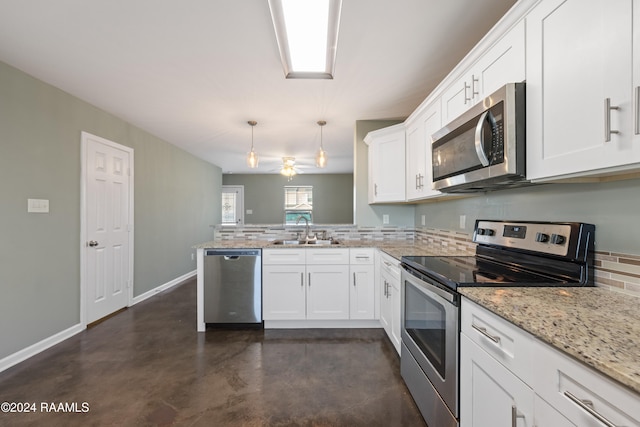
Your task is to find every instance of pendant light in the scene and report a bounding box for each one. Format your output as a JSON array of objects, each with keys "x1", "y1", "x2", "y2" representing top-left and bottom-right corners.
[
  {"x1": 246, "y1": 120, "x2": 259, "y2": 168},
  {"x1": 315, "y1": 120, "x2": 327, "y2": 168}
]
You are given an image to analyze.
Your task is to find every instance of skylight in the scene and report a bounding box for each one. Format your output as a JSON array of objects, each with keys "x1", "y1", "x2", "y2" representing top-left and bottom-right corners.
[{"x1": 268, "y1": 0, "x2": 342, "y2": 79}]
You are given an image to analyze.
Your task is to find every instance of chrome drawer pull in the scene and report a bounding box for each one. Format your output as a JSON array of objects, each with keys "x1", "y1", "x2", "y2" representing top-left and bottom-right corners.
[
  {"x1": 635, "y1": 86, "x2": 640, "y2": 135},
  {"x1": 564, "y1": 391, "x2": 618, "y2": 427},
  {"x1": 471, "y1": 323, "x2": 501, "y2": 343}
]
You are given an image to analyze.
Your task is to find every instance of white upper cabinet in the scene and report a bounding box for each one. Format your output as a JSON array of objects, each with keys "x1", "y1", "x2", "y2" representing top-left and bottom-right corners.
[
  {"x1": 406, "y1": 99, "x2": 442, "y2": 201},
  {"x1": 442, "y1": 19, "x2": 526, "y2": 126},
  {"x1": 365, "y1": 124, "x2": 406, "y2": 203},
  {"x1": 526, "y1": 0, "x2": 640, "y2": 180}
]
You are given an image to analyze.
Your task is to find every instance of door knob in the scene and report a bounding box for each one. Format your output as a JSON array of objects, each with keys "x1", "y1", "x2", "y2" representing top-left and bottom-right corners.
[{"x1": 88, "y1": 240, "x2": 99, "y2": 247}]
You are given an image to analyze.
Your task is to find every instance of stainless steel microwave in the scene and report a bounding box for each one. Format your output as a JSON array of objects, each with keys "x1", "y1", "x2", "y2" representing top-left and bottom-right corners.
[{"x1": 431, "y1": 82, "x2": 526, "y2": 193}]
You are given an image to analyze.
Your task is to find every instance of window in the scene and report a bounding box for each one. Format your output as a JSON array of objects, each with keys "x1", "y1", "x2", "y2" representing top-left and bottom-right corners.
[{"x1": 284, "y1": 186, "x2": 313, "y2": 225}]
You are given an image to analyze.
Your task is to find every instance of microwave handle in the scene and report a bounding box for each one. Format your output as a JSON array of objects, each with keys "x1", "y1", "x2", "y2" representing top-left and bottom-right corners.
[{"x1": 474, "y1": 110, "x2": 491, "y2": 167}]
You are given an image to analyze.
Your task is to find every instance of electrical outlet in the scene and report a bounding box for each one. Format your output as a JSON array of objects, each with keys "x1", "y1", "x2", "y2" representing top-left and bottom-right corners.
[
  {"x1": 191, "y1": 253, "x2": 195, "y2": 261},
  {"x1": 459, "y1": 215, "x2": 466, "y2": 229},
  {"x1": 27, "y1": 198, "x2": 49, "y2": 213},
  {"x1": 383, "y1": 214, "x2": 389, "y2": 225},
  {"x1": 421, "y1": 215, "x2": 426, "y2": 226}
]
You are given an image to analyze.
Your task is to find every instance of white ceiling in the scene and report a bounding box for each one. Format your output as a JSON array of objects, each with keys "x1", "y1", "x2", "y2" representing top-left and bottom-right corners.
[{"x1": 0, "y1": 0, "x2": 517, "y2": 174}]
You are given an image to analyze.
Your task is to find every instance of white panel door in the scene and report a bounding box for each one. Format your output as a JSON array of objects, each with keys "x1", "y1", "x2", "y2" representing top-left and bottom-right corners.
[
  {"x1": 262, "y1": 265, "x2": 306, "y2": 320},
  {"x1": 83, "y1": 132, "x2": 133, "y2": 324},
  {"x1": 349, "y1": 264, "x2": 375, "y2": 319}
]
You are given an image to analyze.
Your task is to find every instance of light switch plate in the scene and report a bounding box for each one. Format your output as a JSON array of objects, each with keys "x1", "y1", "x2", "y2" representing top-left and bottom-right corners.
[
  {"x1": 28, "y1": 198, "x2": 49, "y2": 213},
  {"x1": 421, "y1": 215, "x2": 426, "y2": 226},
  {"x1": 382, "y1": 214, "x2": 389, "y2": 225},
  {"x1": 459, "y1": 214, "x2": 466, "y2": 229},
  {"x1": 246, "y1": 209, "x2": 253, "y2": 215}
]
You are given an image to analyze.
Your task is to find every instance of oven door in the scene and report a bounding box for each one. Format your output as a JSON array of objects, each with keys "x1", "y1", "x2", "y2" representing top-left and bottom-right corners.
[{"x1": 401, "y1": 266, "x2": 460, "y2": 417}]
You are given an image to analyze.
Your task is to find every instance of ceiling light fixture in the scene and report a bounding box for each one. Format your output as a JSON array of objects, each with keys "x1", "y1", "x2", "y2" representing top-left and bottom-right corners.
[
  {"x1": 268, "y1": 0, "x2": 342, "y2": 79},
  {"x1": 315, "y1": 120, "x2": 327, "y2": 168},
  {"x1": 246, "y1": 120, "x2": 259, "y2": 168},
  {"x1": 280, "y1": 157, "x2": 297, "y2": 181}
]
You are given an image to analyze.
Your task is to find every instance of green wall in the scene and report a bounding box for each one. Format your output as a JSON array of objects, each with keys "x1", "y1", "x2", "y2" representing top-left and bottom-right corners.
[
  {"x1": 0, "y1": 61, "x2": 222, "y2": 359},
  {"x1": 354, "y1": 120, "x2": 415, "y2": 226},
  {"x1": 415, "y1": 179, "x2": 640, "y2": 254},
  {"x1": 222, "y1": 174, "x2": 353, "y2": 224}
]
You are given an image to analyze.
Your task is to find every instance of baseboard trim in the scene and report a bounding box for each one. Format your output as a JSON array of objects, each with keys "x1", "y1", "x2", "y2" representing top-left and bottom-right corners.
[
  {"x1": 264, "y1": 319, "x2": 383, "y2": 329},
  {"x1": 0, "y1": 323, "x2": 85, "y2": 374},
  {"x1": 131, "y1": 270, "x2": 196, "y2": 306}
]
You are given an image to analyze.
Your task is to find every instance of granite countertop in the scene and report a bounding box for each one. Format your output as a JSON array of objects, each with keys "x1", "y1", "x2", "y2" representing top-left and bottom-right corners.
[{"x1": 460, "y1": 287, "x2": 640, "y2": 394}]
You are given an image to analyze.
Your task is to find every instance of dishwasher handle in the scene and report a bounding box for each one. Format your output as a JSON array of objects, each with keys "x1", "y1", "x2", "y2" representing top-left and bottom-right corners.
[{"x1": 204, "y1": 249, "x2": 261, "y2": 257}]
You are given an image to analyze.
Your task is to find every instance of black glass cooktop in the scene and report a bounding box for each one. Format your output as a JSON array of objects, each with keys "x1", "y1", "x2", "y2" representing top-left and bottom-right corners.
[{"x1": 401, "y1": 255, "x2": 580, "y2": 291}]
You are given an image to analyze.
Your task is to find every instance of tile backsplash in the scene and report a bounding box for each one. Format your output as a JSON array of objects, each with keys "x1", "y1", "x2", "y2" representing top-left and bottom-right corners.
[{"x1": 212, "y1": 224, "x2": 639, "y2": 298}]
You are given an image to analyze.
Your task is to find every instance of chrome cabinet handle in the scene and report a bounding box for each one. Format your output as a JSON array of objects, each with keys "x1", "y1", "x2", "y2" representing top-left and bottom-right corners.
[
  {"x1": 88, "y1": 240, "x2": 99, "y2": 247},
  {"x1": 374, "y1": 183, "x2": 378, "y2": 196},
  {"x1": 353, "y1": 272, "x2": 356, "y2": 287},
  {"x1": 474, "y1": 111, "x2": 492, "y2": 167},
  {"x1": 605, "y1": 98, "x2": 620, "y2": 142},
  {"x1": 464, "y1": 81, "x2": 471, "y2": 104},
  {"x1": 471, "y1": 323, "x2": 501, "y2": 343},
  {"x1": 564, "y1": 391, "x2": 618, "y2": 427},
  {"x1": 635, "y1": 87, "x2": 640, "y2": 135},
  {"x1": 471, "y1": 74, "x2": 479, "y2": 98},
  {"x1": 511, "y1": 406, "x2": 525, "y2": 427},
  {"x1": 300, "y1": 272, "x2": 304, "y2": 287},
  {"x1": 308, "y1": 272, "x2": 311, "y2": 287}
]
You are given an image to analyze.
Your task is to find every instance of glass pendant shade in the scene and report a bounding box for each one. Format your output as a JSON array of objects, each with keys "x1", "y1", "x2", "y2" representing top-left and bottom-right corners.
[
  {"x1": 247, "y1": 148, "x2": 259, "y2": 168},
  {"x1": 246, "y1": 120, "x2": 259, "y2": 168},
  {"x1": 315, "y1": 120, "x2": 327, "y2": 168},
  {"x1": 315, "y1": 147, "x2": 327, "y2": 168}
]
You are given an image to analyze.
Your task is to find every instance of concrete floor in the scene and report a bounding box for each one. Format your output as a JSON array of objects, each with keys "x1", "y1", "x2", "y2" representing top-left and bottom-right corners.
[{"x1": 0, "y1": 278, "x2": 426, "y2": 426}]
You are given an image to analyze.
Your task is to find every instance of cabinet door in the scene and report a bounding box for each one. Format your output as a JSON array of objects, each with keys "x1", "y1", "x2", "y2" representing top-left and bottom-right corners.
[
  {"x1": 306, "y1": 264, "x2": 350, "y2": 320},
  {"x1": 368, "y1": 127, "x2": 406, "y2": 203},
  {"x1": 460, "y1": 334, "x2": 534, "y2": 427},
  {"x1": 442, "y1": 72, "x2": 475, "y2": 126},
  {"x1": 406, "y1": 100, "x2": 442, "y2": 201},
  {"x1": 379, "y1": 270, "x2": 392, "y2": 336},
  {"x1": 405, "y1": 120, "x2": 426, "y2": 200},
  {"x1": 527, "y1": 0, "x2": 635, "y2": 180},
  {"x1": 350, "y1": 264, "x2": 375, "y2": 320},
  {"x1": 262, "y1": 265, "x2": 306, "y2": 320},
  {"x1": 389, "y1": 280, "x2": 401, "y2": 354},
  {"x1": 474, "y1": 19, "x2": 525, "y2": 100}
]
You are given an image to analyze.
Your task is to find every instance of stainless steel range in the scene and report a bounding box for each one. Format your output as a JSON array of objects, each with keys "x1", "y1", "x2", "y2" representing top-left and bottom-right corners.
[{"x1": 400, "y1": 220, "x2": 595, "y2": 427}]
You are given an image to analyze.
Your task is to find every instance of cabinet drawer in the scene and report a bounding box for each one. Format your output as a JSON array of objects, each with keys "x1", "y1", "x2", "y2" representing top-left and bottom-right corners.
[
  {"x1": 379, "y1": 251, "x2": 400, "y2": 281},
  {"x1": 350, "y1": 248, "x2": 374, "y2": 265},
  {"x1": 532, "y1": 338, "x2": 640, "y2": 427},
  {"x1": 262, "y1": 248, "x2": 306, "y2": 265},
  {"x1": 461, "y1": 298, "x2": 534, "y2": 385},
  {"x1": 306, "y1": 248, "x2": 349, "y2": 265}
]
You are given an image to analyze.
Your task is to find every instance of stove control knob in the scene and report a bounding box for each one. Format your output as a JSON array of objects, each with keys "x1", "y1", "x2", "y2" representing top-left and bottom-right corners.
[
  {"x1": 550, "y1": 234, "x2": 566, "y2": 245},
  {"x1": 477, "y1": 228, "x2": 486, "y2": 236},
  {"x1": 535, "y1": 232, "x2": 550, "y2": 243},
  {"x1": 485, "y1": 228, "x2": 495, "y2": 236}
]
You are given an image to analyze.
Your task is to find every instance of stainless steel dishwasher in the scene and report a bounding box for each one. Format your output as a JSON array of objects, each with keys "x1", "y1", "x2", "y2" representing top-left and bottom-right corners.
[{"x1": 203, "y1": 248, "x2": 262, "y2": 327}]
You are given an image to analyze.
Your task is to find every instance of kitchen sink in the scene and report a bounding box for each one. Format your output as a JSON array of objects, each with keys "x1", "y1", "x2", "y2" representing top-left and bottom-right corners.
[{"x1": 271, "y1": 239, "x2": 340, "y2": 245}]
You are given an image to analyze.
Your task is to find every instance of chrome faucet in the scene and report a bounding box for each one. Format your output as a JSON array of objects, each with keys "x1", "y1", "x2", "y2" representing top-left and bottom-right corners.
[{"x1": 296, "y1": 216, "x2": 311, "y2": 241}]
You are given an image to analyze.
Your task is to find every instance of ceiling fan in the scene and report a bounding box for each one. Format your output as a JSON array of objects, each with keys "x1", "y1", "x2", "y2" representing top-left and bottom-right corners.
[{"x1": 279, "y1": 157, "x2": 304, "y2": 181}]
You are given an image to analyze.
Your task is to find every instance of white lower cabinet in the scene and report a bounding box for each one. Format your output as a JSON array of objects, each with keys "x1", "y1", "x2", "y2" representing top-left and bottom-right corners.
[
  {"x1": 379, "y1": 251, "x2": 401, "y2": 354},
  {"x1": 460, "y1": 334, "x2": 534, "y2": 427},
  {"x1": 263, "y1": 264, "x2": 306, "y2": 320},
  {"x1": 306, "y1": 264, "x2": 350, "y2": 320},
  {"x1": 461, "y1": 297, "x2": 640, "y2": 427},
  {"x1": 349, "y1": 248, "x2": 375, "y2": 320},
  {"x1": 263, "y1": 248, "x2": 377, "y2": 323}
]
